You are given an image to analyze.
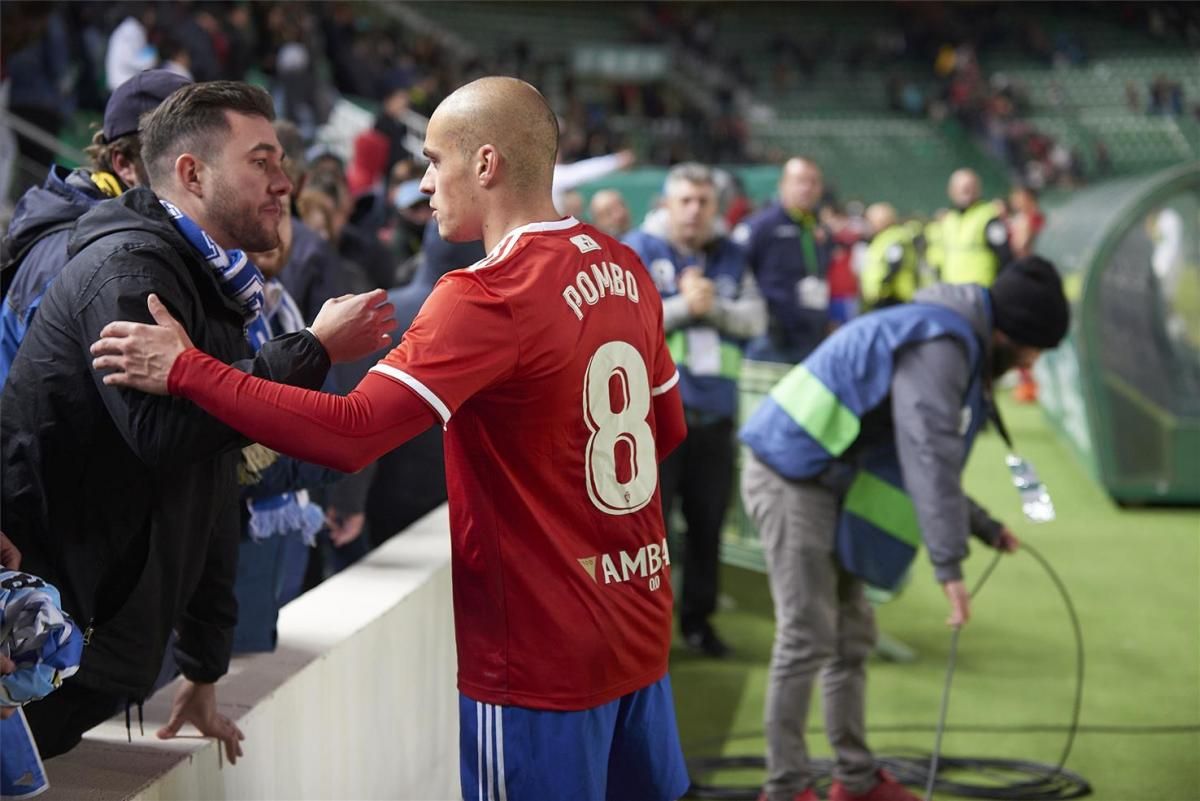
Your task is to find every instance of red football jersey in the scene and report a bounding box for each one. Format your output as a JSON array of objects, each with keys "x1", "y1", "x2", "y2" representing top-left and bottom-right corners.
[{"x1": 372, "y1": 218, "x2": 680, "y2": 710}]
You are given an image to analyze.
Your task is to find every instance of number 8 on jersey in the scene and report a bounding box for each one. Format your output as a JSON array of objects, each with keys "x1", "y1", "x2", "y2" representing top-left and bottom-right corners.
[{"x1": 583, "y1": 340, "x2": 657, "y2": 515}]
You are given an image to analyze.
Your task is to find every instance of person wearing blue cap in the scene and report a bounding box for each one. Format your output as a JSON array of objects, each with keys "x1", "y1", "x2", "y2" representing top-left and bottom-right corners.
[{"x1": 1, "y1": 69, "x2": 193, "y2": 384}]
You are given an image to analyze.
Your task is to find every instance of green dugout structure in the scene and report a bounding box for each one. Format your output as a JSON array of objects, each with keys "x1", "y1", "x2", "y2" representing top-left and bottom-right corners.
[{"x1": 1035, "y1": 162, "x2": 1200, "y2": 504}]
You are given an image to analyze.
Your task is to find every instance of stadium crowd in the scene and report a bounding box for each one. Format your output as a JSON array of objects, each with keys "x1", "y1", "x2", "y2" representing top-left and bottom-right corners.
[{"x1": 0, "y1": 2, "x2": 1173, "y2": 800}]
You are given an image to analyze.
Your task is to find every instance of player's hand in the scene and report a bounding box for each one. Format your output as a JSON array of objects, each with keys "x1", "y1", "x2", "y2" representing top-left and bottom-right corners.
[
  {"x1": 994, "y1": 527, "x2": 1020, "y2": 553},
  {"x1": 91, "y1": 294, "x2": 193, "y2": 395},
  {"x1": 309, "y1": 289, "x2": 396, "y2": 364},
  {"x1": 0, "y1": 531, "x2": 21, "y2": 570},
  {"x1": 943, "y1": 579, "x2": 970, "y2": 628},
  {"x1": 157, "y1": 679, "x2": 244, "y2": 765}
]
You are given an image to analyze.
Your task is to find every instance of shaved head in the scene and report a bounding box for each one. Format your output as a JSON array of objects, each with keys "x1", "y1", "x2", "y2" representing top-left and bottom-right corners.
[
  {"x1": 590, "y1": 189, "x2": 631, "y2": 236},
  {"x1": 779, "y1": 156, "x2": 823, "y2": 213},
  {"x1": 433, "y1": 76, "x2": 559, "y2": 192},
  {"x1": 420, "y1": 76, "x2": 564, "y2": 247},
  {"x1": 948, "y1": 168, "x2": 981, "y2": 209},
  {"x1": 865, "y1": 202, "x2": 897, "y2": 234}
]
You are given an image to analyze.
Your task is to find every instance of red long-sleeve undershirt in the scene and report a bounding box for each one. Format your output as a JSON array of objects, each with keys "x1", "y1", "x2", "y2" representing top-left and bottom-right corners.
[
  {"x1": 167, "y1": 348, "x2": 688, "y2": 473},
  {"x1": 169, "y1": 349, "x2": 439, "y2": 473}
]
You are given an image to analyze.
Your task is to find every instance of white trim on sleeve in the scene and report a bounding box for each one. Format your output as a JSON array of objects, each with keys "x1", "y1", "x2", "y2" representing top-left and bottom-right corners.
[
  {"x1": 369, "y1": 364, "x2": 452, "y2": 426},
  {"x1": 652, "y1": 370, "x2": 680, "y2": 396}
]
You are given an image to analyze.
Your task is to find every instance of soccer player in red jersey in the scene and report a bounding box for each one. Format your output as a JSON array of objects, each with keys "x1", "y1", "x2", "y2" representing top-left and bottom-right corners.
[{"x1": 92, "y1": 77, "x2": 691, "y2": 801}]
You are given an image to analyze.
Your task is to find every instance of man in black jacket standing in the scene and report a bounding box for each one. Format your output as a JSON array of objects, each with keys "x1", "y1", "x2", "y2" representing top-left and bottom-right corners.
[{"x1": 0, "y1": 82, "x2": 393, "y2": 762}]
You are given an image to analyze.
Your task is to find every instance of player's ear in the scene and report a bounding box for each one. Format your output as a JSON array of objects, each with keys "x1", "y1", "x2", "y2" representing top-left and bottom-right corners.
[{"x1": 477, "y1": 144, "x2": 499, "y2": 187}]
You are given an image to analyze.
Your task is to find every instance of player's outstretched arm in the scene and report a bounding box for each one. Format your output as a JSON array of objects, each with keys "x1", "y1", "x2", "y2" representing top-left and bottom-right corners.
[
  {"x1": 92, "y1": 291, "x2": 395, "y2": 394},
  {"x1": 172, "y1": 349, "x2": 435, "y2": 473},
  {"x1": 92, "y1": 295, "x2": 436, "y2": 473}
]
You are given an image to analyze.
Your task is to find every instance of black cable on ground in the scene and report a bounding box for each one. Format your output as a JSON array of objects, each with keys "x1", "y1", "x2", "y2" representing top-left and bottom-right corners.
[
  {"x1": 686, "y1": 722, "x2": 1200, "y2": 749},
  {"x1": 685, "y1": 543, "x2": 1103, "y2": 800},
  {"x1": 923, "y1": 618, "x2": 963, "y2": 801}
]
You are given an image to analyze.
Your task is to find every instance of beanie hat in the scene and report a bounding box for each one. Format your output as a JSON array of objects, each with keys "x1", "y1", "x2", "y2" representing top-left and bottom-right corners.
[{"x1": 991, "y1": 256, "x2": 1070, "y2": 349}]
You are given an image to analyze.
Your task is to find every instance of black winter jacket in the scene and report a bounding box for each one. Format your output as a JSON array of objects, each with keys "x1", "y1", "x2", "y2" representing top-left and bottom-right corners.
[{"x1": 1, "y1": 188, "x2": 330, "y2": 698}]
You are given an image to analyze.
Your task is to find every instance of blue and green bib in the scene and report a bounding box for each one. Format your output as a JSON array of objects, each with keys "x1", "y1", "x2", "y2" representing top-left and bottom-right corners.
[{"x1": 740, "y1": 301, "x2": 989, "y2": 588}]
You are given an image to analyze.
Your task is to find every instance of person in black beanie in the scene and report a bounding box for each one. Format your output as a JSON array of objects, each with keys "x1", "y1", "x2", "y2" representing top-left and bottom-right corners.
[
  {"x1": 737, "y1": 262, "x2": 1068, "y2": 801},
  {"x1": 992, "y1": 256, "x2": 1070, "y2": 347},
  {"x1": 990, "y1": 255, "x2": 1070, "y2": 400}
]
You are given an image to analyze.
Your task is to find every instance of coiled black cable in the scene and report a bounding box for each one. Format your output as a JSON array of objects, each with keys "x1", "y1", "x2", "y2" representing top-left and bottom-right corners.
[{"x1": 684, "y1": 542, "x2": 1126, "y2": 800}]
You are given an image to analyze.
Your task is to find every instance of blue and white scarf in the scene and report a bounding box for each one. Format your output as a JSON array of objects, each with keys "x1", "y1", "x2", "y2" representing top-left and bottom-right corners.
[
  {"x1": 245, "y1": 281, "x2": 325, "y2": 545},
  {"x1": 159, "y1": 199, "x2": 265, "y2": 326},
  {"x1": 160, "y1": 201, "x2": 323, "y2": 545}
]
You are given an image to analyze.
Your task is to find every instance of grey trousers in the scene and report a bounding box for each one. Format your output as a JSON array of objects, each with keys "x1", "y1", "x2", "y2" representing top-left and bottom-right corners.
[{"x1": 741, "y1": 454, "x2": 878, "y2": 800}]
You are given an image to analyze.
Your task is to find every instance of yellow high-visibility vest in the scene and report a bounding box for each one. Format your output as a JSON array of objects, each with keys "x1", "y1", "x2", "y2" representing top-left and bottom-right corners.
[
  {"x1": 923, "y1": 219, "x2": 944, "y2": 280},
  {"x1": 941, "y1": 202, "x2": 1001, "y2": 286},
  {"x1": 861, "y1": 224, "x2": 918, "y2": 308}
]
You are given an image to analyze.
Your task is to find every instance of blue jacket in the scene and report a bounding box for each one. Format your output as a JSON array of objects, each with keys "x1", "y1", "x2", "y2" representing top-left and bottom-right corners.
[
  {"x1": 741, "y1": 285, "x2": 1002, "y2": 586},
  {"x1": 741, "y1": 302, "x2": 986, "y2": 481},
  {"x1": 1, "y1": 165, "x2": 111, "y2": 384},
  {"x1": 733, "y1": 201, "x2": 832, "y2": 364},
  {"x1": 624, "y1": 228, "x2": 758, "y2": 420}
]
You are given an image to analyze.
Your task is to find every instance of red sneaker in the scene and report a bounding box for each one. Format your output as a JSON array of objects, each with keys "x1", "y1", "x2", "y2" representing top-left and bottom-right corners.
[
  {"x1": 828, "y1": 770, "x2": 921, "y2": 801},
  {"x1": 757, "y1": 789, "x2": 821, "y2": 801},
  {"x1": 1013, "y1": 369, "x2": 1038, "y2": 404}
]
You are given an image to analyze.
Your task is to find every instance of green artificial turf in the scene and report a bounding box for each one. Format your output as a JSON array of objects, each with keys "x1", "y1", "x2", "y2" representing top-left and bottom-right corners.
[{"x1": 670, "y1": 398, "x2": 1200, "y2": 800}]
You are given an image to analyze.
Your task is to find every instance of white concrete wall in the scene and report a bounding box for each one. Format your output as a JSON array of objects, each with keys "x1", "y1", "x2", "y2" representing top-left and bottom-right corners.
[{"x1": 40, "y1": 506, "x2": 459, "y2": 801}]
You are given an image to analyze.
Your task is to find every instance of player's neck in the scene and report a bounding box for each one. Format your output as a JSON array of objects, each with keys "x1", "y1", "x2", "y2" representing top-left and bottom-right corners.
[{"x1": 481, "y1": 196, "x2": 566, "y2": 253}]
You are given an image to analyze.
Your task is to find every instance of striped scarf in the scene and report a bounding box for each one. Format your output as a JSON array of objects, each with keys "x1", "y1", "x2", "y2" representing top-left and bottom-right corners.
[
  {"x1": 159, "y1": 201, "x2": 322, "y2": 544},
  {"x1": 159, "y1": 199, "x2": 264, "y2": 325},
  {"x1": 244, "y1": 280, "x2": 325, "y2": 546}
]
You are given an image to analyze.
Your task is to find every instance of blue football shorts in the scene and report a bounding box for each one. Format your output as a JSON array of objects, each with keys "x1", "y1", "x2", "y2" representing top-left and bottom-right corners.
[{"x1": 459, "y1": 673, "x2": 690, "y2": 801}]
